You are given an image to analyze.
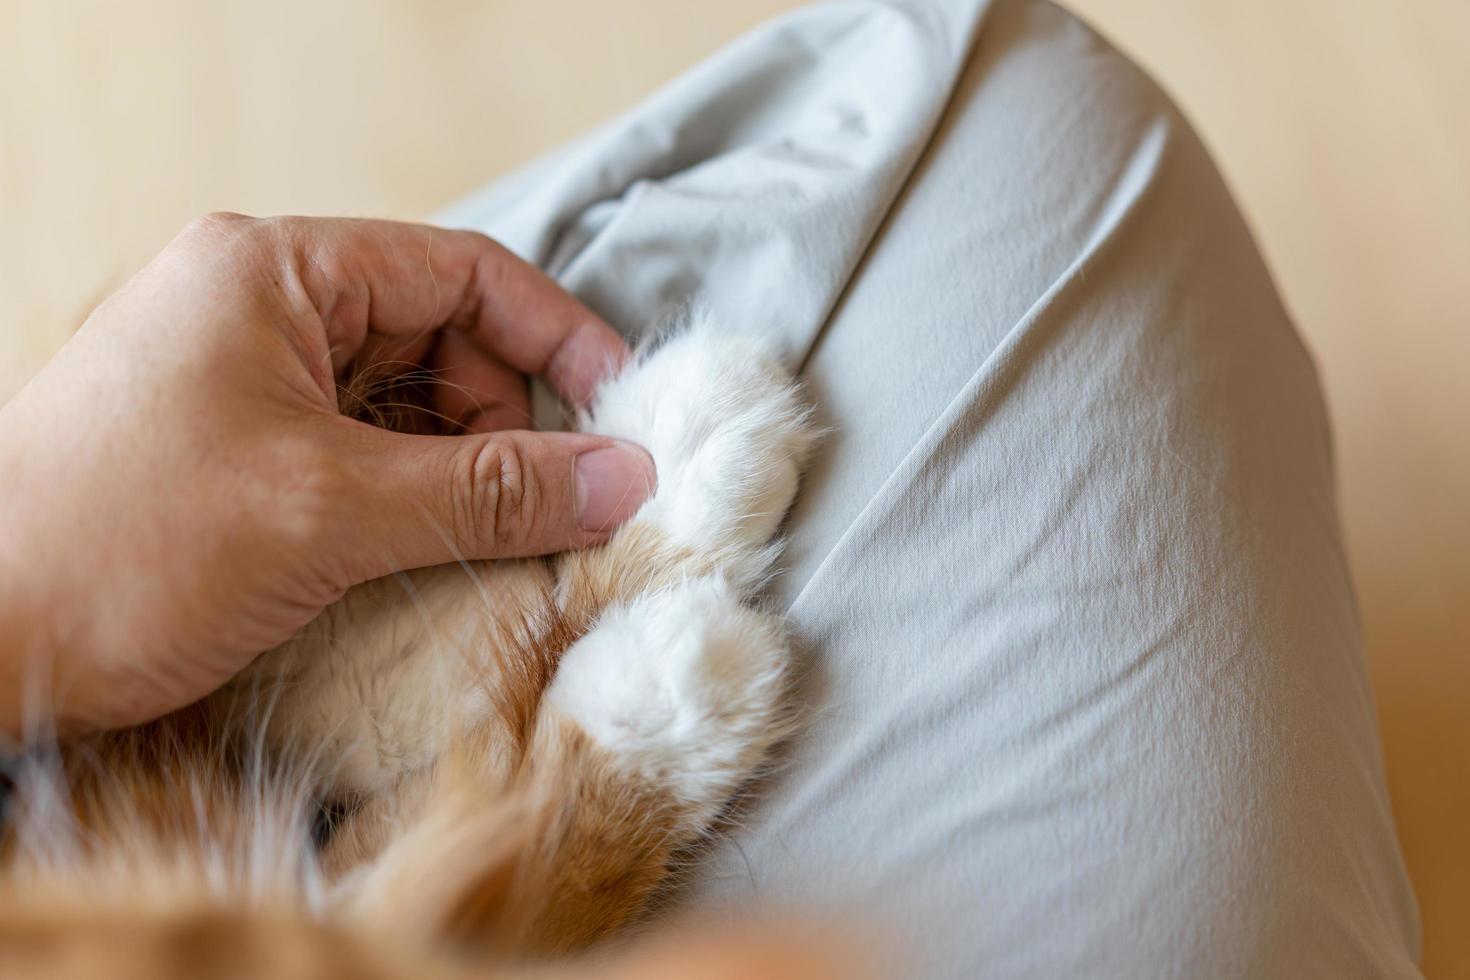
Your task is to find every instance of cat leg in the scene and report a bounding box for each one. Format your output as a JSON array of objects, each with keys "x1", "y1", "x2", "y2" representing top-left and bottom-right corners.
[
  {"x1": 478, "y1": 320, "x2": 820, "y2": 950},
  {"x1": 338, "y1": 578, "x2": 790, "y2": 955},
  {"x1": 542, "y1": 575, "x2": 792, "y2": 830},
  {"x1": 354, "y1": 574, "x2": 792, "y2": 953},
  {"x1": 343, "y1": 319, "x2": 818, "y2": 954},
  {"x1": 557, "y1": 318, "x2": 820, "y2": 615}
]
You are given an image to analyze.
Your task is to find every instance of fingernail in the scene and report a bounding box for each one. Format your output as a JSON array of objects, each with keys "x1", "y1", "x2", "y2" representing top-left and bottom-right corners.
[{"x1": 574, "y1": 442, "x2": 656, "y2": 532}]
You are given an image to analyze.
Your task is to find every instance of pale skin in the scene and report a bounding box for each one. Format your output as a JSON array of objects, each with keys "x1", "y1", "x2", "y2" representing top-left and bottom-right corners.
[{"x1": 0, "y1": 214, "x2": 657, "y2": 737}]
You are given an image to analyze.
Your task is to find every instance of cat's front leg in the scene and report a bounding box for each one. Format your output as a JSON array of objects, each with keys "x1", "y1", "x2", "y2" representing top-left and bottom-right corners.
[
  {"x1": 344, "y1": 319, "x2": 820, "y2": 956},
  {"x1": 557, "y1": 319, "x2": 819, "y2": 611},
  {"x1": 550, "y1": 314, "x2": 820, "y2": 808},
  {"x1": 508, "y1": 318, "x2": 819, "y2": 944}
]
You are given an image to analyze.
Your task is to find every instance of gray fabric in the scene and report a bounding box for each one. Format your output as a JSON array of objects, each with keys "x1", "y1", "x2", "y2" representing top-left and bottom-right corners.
[{"x1": 437, "y1": 1, "x2": 1422, "y2": 976}]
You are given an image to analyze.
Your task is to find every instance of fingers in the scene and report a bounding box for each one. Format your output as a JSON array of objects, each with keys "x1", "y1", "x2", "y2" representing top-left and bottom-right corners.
[
  {"x1": 280, "y1": 216, "x2": 628, "y2": 407},
  {"x1": 184, "y1": 213, "x2": 628, "y2": 408},
  {"x1": 333, "y1": 417, "x2": 655, "y2": 578},
  {"x1": 429, "y1": 327, "x2": 534, "y2": 432}
]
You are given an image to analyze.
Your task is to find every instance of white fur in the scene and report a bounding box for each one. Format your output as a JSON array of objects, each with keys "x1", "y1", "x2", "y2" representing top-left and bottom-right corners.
[
  {"x1": 545, "y1": 576, "x2": 789, "y2": 819},
  {"x1": 552, "y1": 317, "x2": 818, "y2": 816},
  {"x1": 579, "y1": 319, "x2": 818, "y2": 589}
]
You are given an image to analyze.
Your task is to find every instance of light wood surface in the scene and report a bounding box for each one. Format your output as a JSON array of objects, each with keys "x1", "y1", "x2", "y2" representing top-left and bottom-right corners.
[{"x1": 2, "y1": 1, "x2": 1466, "y2": 974}]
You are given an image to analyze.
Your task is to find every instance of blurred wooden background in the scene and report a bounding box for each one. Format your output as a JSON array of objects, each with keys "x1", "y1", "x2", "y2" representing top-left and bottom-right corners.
[{"x1": 1, "y1": 0, "x2": 1465, "y2": 974}]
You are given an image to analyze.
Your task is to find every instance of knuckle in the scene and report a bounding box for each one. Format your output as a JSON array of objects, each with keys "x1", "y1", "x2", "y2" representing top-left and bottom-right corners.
[
  {"x1": 466, "y1": 438, "x2": 539, "y2": 553},
  {"x1": 460, "y1": 228, "x2": 499, "y2": 251},
  {"x1": 257, "y1": 214, "x2": 305, "y2": 241},
  {"x1": 184, "y1": 210, "x2": 251, "y2": 240},
  {"x1": 174, "y1": 212, "x2": 265, "y2": 271}
]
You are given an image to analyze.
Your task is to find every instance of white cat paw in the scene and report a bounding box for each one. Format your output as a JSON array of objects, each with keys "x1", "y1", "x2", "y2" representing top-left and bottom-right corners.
[
  {"x1": 544, "y1": 576, "x2": 791, "y2": 822},
  {"x1": 580, "y1": 318, "x2": 818, "y2": 588}
]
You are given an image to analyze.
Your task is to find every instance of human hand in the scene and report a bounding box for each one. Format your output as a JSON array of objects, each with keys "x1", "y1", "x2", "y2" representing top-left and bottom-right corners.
[{"x1": 0, "y1": 214, "x2": 655, "y2": 735}]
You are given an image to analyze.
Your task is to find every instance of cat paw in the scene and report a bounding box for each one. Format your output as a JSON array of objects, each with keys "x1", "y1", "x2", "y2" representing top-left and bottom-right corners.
[
  {"x1": 580, "y1": 318, "x2": 818, "y2": 588},
  {"x1": 544, "y1": 576, "x2": 791, "y2": 822}
]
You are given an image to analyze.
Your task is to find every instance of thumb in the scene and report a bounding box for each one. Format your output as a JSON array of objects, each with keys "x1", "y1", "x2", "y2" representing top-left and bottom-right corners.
[{"x1": 334, "y1": 421, "x2": 656, "y2": 580}]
